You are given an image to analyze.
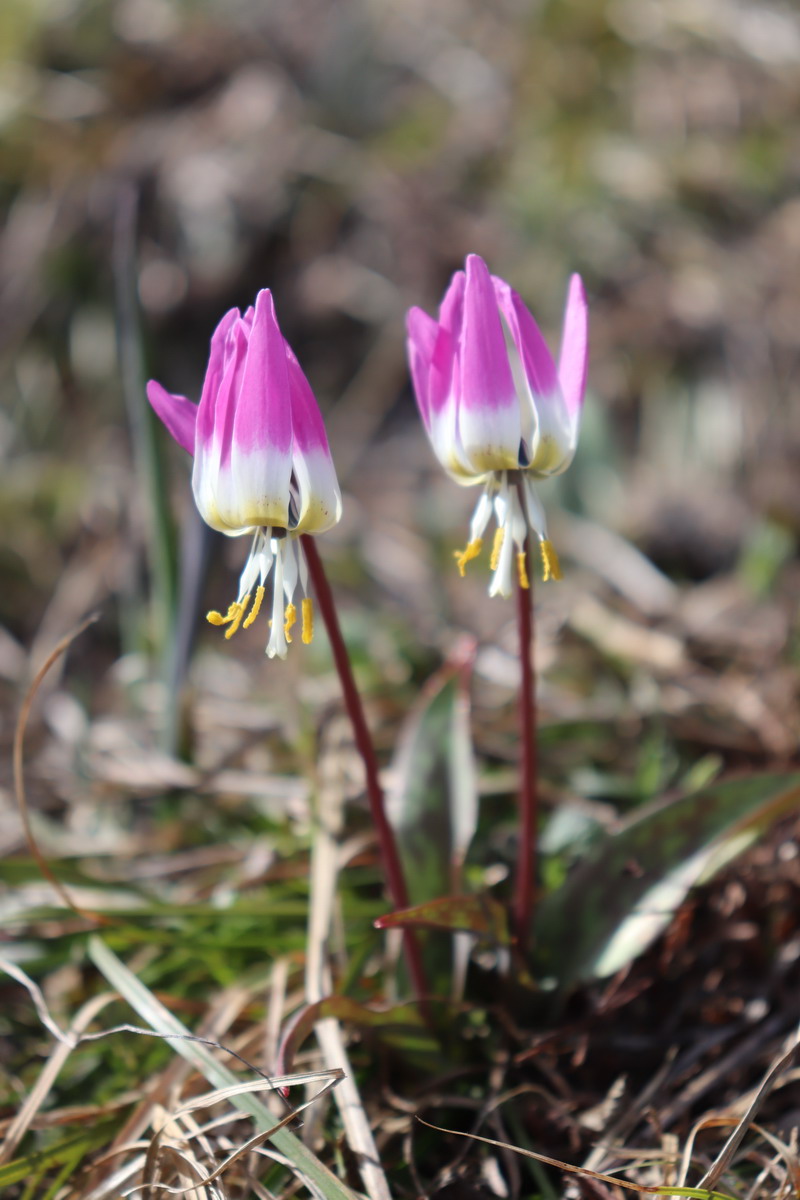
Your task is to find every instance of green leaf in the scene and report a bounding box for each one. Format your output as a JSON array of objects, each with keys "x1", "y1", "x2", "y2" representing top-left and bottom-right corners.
[
  {"x1": 0, "y1": 1125, "x2": 113, "y2": 1187},
  {"x1": 535, "y1": 772, "x2": 800, "y2": 985},
  {"x1": 386, "y1": 638, "x2": 478, "y2": 902}
]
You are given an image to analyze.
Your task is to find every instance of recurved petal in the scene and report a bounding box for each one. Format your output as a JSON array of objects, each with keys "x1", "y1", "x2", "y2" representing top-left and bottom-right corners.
[
  {"x1": 558, "y1": 274, "x2": 589, "y2": 421},
  {"x1": 438, "y1": 268, "x2": 466, "y2": 337},
  {"x1": 407, "y1": 306, "x2": 455, "y2": 433},
  {"x1": 196, "y1": 307, "x2": 240, "y2": 449},
  {"x1": 285, "y1": 350, "x2": 342, "y2": 534},
  {"x1": 457, "y1": 254, "x2": 520, "y2": 474},
  {"x1": 146, "y1": 381, "x2": 198, "y2": 455},
  {"x1": 492, "y1": 278, "x2": 559, "y2": 398},
  {"x1": 406, "y1": 306, "x2": 437, "y2": 431}
]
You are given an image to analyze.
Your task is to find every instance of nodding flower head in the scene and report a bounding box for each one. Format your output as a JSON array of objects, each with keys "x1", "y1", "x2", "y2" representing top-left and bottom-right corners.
[
  {"x1": 406, "y1": 254, "x2": 588, "y2": 597},
  {"x1": 147, "y1": 289, "x2": 342, "y2": 658}
]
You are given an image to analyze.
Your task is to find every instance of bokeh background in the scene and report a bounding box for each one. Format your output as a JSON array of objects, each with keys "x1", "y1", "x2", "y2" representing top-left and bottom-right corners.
[
  {"x1": 2, "y1": 0, "x2": 800, "y2": 1193},
  {"x1": 3, "y1": 0, "x2": 799, "y2": 757}
]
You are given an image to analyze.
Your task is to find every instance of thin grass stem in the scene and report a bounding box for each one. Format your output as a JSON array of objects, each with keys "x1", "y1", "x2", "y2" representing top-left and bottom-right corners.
[{"x1": 300, "y1": 535, "x2": 429, "y2": 1003}]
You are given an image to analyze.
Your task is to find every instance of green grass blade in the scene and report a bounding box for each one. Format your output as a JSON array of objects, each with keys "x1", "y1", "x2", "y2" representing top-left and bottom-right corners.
[{"x1": 88, "y1": 936, "x2": 361, "y2": 1200}]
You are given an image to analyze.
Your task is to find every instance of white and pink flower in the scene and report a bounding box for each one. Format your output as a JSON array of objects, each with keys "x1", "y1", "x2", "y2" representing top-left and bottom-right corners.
[
  {"x1": 406, "y1": 254, "x2": 588, "y2": 597},
  {"x1": 147, "y1": 289, "x2": 341, "y2": 658}
]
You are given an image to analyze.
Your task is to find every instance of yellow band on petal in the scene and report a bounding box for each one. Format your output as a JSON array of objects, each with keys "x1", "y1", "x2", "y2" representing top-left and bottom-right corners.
[
  {"x1": 243, "y1": 585, "x2": 266, "y2": 628},
  {"x1": 302, "y1": 597, "x2": 314, "y2": 644},
  {"x1": 517, "y1": 550, "x2": 530, "y2": 589},
  {"x1": 284, "y1": 602, "x2": 297, "y2": 643},
  {"x1": 540, "y1": 539, "x2": 562, "y2": 582},
  {"x1": 490, "y1": 527, "x2": 505, "y2": 572},
  {"x1": 454, "y1": 538, "x2": 483, "y2": 577}
]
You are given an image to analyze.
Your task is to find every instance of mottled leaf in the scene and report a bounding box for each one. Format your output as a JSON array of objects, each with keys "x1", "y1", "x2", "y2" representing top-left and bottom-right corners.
[
  {"x1": 375, "y1": 893, "x2": 510, "y2": 943},
  {"x1": 535, "y1": 772, "x2": 800, "y2": 985}
]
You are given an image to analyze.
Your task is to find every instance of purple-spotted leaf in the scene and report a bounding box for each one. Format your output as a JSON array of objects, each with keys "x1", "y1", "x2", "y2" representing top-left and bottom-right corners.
[
  {"x1": 535, "y1": 771, "x2": 800, "y2": 986},
  {"x1": 375, "y1": 893, "x2": 510, "y2": 944}
]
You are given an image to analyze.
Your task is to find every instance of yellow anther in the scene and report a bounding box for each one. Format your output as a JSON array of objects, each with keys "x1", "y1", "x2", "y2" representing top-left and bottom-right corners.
[
  {"x1": 224, "y1": 595, "x2": 250, "y2": 639},
  {"x1": 517, "y1": 550, "x2": 530, "y2": 590},
  {"x1": 207, "y1": 600, "x2": 237, "y2": 627},
  {"x1": 490, "y1": 527, "x2": 505, "y2": 572},
  {"x1": 243, "y1": 584, "x2": 265, "y2": 629},
  {"x1": 540, "y1": 539, "x2": 562, "y2": 582},
  {"x1": 453, "y1": 537, "x2": 483, "y2": 578},
  {"x1": 302, "y1": 597, "x2": 314, "y2": 645},
  {"x1": 284, "y1": 602, "x2": 297, "y2": 643}
]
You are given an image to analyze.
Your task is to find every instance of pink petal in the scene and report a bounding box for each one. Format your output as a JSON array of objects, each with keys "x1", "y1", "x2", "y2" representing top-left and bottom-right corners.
[
  {"x1": 196, "y1": 307, "x2": 240, "y2": 448},
  {"x1": 438, "y1": 269, "x2": 466, "y2": 337},
  {"x1": 492, "y1": 278, "x2": 559, "y2": 398},
  {"x1": 558, "y1": 273, "x2": 589, "y2": 418},
  {"x1": 285, "y1": 350, "x2": 342, "y2": 534},
  {"x1": 232, "y1": 289, "x2": 292, "y2": 456},
  {"x1": 457, "y1": 254, "x2": 520, "y2": 472},
  {"x1": 146, "y1": 381, "x2": 197, "y2": 455},
  {"x1": 406, "y1": 306, "x2": 438, "y2": 430}
]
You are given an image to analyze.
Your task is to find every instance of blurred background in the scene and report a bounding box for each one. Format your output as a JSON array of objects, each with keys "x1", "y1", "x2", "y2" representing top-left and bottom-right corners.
[
  {"x1": 1, "y1": 0, "x2": 799, "y2": 851},
  {"x1": 2, "y1": 3, "x2": 800, "y2": 1192}
]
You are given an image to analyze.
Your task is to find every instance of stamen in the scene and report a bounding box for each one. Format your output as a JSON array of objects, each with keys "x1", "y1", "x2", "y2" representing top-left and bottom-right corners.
[
  {"x1": 224, "y1": 594, "x2": 250, "y2": 639},
  {"x1": 540, "y1": 539, "x2": 562, "y2": 582},
  {"x1": 243, "y1": 585, "x2": 265, "y2": 628},
  {"x1": 206, "y1": 601, "x2": 237, "y2": 627},
  {"x1": 516, "y1": 550, "x2": 530, "y2": 590},
  {"x1": 284, "y1": 602, "x2": 297, "y2": 642},
  {"x1": 490, "y1": 527, "x2": 505, "y2": 572},
  {"x1": 302, "y1": 597, "x2": 314, "y2": 644},
  {"x1": 454, "y1": 538, "x2": 483, "y2": 577}
]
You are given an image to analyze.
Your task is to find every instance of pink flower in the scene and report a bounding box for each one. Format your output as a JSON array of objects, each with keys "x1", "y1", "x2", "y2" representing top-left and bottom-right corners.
[
  {"x1": 406, "y1": 254, "x2": 588, "y2": 596},
  {"x1": 147, "y1": 289, "x2": 341, "y2": 658}
]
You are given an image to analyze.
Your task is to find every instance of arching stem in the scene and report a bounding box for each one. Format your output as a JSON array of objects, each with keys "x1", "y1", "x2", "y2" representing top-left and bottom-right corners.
[{"x1": 301, "y1": 535, "x2": 429, "y2": 1003}]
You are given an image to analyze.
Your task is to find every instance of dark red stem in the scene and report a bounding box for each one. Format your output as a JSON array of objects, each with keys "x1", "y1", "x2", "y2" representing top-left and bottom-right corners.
[
  {"x1": 301, "y1": 535, "x2": 429, "y2": 1002},
  {"x1": 514, "y1": 533, "x2": 537, "y2": 953}
]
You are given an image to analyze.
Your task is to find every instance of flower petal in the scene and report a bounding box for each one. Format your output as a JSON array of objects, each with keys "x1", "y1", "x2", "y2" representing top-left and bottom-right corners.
[
  {"x1": 223, "y1": 289, "x2": 293, "y2": 530},
  {"x1": 285, "y1": 348, "x2": 342, "y2": 534},
  {"x1": 456, "y1": 254, "x2": 520, "y2": 474},
  {"x1": 494, "y1": 275, "x2": 581, "y2": 476},
  {"x1": 146, "y1": 381, "x2": 197, "y2": 455},
  {"x1": 195, "y1": 307, "x2": 239, "y2": 451},
  {"x1": 492, "y1": 277, "x2": 559, "y2": 399},
  {"x1": 558, "y1": 273, "x2": 589, "y2": 421},
  {"x1": 406, "y1": 306, "x2": 438, "y2": 432}
]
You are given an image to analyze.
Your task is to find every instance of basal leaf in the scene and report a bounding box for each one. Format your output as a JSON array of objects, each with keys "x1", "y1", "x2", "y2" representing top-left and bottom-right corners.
[
  {"x1": 384, "y1": 639, "x2": 478, "y2": 991},
  {"x1": 535, "y1": 772, "x2": 800, "y2": 985}
]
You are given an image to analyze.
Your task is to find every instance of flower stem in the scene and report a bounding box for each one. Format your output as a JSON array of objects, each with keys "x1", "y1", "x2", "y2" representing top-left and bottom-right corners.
[
  {"x1": 514, "y1": 529, "x2": 538, "y2": 953},
  {"x1": 300, "y1": 535, "x2": 429, "y2": 1003}
]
